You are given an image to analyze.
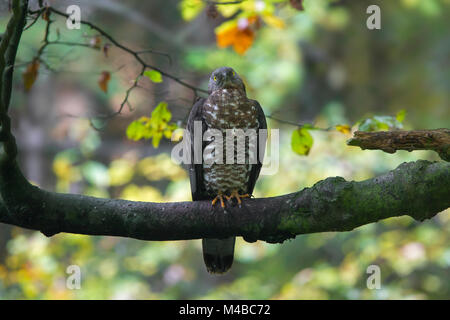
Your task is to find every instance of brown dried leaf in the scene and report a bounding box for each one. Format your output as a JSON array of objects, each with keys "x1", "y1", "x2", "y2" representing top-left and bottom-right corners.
[
  {"x1": 98, "y1": 71, "x2": 111, "y2": 93},
  {"x1": 90, "y1": 36, "x2": 102, "y2": 49},
  {"x1": 289, "y1": 0, "x2": 304, "y2": 11},
  {"x1": 42, "y1": 7, "x2": 51, "y2": 21},
  {"x1": 22, "y1": 60, "x2": 40, "y2": 92}
]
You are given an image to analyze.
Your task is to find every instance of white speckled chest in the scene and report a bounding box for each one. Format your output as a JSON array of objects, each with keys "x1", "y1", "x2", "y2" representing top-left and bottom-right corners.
[{"x1": 202, "y1": 89, "x2": 259, "y2": 196}]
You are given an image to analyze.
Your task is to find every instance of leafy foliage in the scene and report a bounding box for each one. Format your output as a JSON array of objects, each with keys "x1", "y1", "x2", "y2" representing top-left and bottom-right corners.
[
  {"x1": 126, "y1": 102, "x2": 178, "y2": 148},
  {"x1": 358, "y1": 115, "x2": 404, "y2": 132},
  {"x1": 180, "y1": 0, "x2": 290, "y2": 55}
]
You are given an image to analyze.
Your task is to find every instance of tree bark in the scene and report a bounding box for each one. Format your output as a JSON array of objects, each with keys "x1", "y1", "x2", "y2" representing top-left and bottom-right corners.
[
  {"x1": 347, "y1": 129, "x2": 450, "y2": 161},
  {"x1": 0, "y1": 159, "x2": 448, "y2": 243}
]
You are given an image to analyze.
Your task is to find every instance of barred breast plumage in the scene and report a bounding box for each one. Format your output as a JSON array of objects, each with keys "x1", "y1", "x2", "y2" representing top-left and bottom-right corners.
[{"x1": 202, "y1": 88, "x2": 259, "y2": 196}]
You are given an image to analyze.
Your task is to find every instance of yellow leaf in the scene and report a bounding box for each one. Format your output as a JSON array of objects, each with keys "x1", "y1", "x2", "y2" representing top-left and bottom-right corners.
[
  {"x1": 179, "y1": 0, "x2": 205, "y2": 21},
  {"x1": 215, "y1": 1, "x2": 241, "y2": 17},
  {"x1": 262, "y1": 14, "x2": 285, "y2": 29},
  {"x1": 335, "y1": 124, "x2": 351, "y2": 134}
]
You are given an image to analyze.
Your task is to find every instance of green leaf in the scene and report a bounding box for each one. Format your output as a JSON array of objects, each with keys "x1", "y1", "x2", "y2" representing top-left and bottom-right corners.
[
  {"x1": 396, "y1": 109, "x2": 407, "y2": 123},
  {"x1": 179, "y1": 0, "x2": 205, "y2": 21},
  {"x1": 144, "y1": 70, "x2": 163, "y2": 83},
  {"x1": 126, "y1": 120, "x2": 147, "y2": 141},
  {"x1": 151, "y1": 102, "x2": 171, "y2": 122},
  {"x1": 358, "y1": 118, "x2": 377, "y2": 132},
  {"x1": 152, "y1": 132, "x2": 163, "y2": 148},
  {"x1": 125, "y1": 102, "x2": 178, "y2": 148},
  {"x1": 358, "y1": 115, "x2": 403, "y2": 132},
  {"x1": 291, "y1": 128, "x2": 313, "y2": 156}
]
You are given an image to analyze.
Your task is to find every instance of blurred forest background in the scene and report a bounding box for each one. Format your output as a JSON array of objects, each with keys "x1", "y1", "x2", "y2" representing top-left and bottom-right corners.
[{"x1": 0, "y1": 0, "x2": 449, "y2": 299}]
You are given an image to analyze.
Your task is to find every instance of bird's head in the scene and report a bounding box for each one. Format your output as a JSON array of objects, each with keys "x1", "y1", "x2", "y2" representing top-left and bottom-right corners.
[{"x1": 208, "y1": 67, "x2": 246, "y2": 94}]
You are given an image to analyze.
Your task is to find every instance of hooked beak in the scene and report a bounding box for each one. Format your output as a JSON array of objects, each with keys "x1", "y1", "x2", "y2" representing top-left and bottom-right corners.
[{"x1": 220, "y1": 72, "x2": 234, "y2": 88}]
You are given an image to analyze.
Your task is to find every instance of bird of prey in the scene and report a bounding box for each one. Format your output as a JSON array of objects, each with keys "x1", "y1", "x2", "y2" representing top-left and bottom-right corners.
[{"x1": 186, "y1": 67, "x2": 267, "y2": 274}]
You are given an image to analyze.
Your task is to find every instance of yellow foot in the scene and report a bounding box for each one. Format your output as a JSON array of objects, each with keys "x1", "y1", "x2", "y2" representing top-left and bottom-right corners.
[
  {"x1": 211, "y1": 192, "x2": 225, "y2": 208},
  {"x1": 225, "y1": 190, "x2": 250, "y2": 205}
]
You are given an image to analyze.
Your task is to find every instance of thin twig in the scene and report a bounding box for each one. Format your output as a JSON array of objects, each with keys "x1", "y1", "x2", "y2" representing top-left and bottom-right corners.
[
  {"x1": 27, "y1": 5, "x2": 207, "y2": 121},
  {"x1": 23, "y1": 10, "x2": 41, "y2": 30},
  {"x1": 36, "y1": 7, "x2": 207, "y2": 94},
  {"x1": 267, "y1": 114, "x2": 333, "y2": 131},
  {"x1": 136, "y1": 49, "x2": 172, "y2": 65}
]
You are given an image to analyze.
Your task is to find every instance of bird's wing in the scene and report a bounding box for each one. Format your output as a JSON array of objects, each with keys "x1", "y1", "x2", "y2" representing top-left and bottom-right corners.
[
  {"x1": 186, "y1": 97, "x2": 209, "y2": 201},
  {"x1": 247, "y1": 100, "x2": 267, "y2": 195}
]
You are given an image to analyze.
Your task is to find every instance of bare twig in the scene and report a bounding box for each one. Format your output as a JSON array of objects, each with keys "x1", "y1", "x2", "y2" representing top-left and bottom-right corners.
[
  {"x1": 267, "y1": 114, "x2": 334, "y2": 131},
  {"x1": 99, "y1": 65, "x2": 146, "y2": 119},
  {"x1": 26, "y1": 4, "x2": 207, "y2": 120},
  {"x1": 35, "y1": 7, "x2": 207, "y2": 93},
  {"x1": 23, "y1": 9, "x2": 41, "y2": 30},
  {"x1": 136, "y1": 49, "x2": 172, "y2": 65}
]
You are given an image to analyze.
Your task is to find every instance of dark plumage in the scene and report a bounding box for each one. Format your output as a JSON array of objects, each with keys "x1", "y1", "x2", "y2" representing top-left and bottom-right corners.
[{"x1": 186, "y1": 67, "x2": 267, "y2": 274}]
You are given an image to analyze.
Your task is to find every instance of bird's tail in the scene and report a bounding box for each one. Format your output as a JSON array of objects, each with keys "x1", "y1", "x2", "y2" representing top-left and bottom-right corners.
[{"x1": 202, "y1": 237, "x2": 235, "y2": 274}]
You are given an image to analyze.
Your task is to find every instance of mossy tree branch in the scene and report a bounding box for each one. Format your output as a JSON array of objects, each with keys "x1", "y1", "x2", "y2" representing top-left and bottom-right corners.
[
  {"x1": 0, "y1": 1, "x2": 449, "y2": 244},
  {"x1": 347, "y1": 129, "x2": 450, "y2": 161},
  {"x1": 0, "y1": 160, "x2": 448, "y2": 243}
]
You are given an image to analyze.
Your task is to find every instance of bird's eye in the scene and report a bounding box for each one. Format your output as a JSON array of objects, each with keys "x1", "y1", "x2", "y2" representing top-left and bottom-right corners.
[{"x1": 213, "y1": 76, "x2": 217, "y2": 81}]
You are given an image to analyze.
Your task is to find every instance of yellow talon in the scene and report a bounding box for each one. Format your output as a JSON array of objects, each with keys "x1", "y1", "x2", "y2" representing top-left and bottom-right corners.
[
  {"x1": 226, "y1": 190, "x2": 250, "y2": 205},
  {"x1": 211, "y1": 193, "x2": 225, "y2": 208}
]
